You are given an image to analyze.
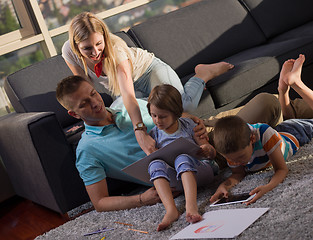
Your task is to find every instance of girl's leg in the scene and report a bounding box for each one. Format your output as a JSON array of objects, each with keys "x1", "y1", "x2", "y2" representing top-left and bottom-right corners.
[
  {"x1": 181, "y1": 171, "x2": 203, "y2": 223},
  {"x1": 153, "y1": 178, "x2": 180, "y2": 231},
  {"x1": 148, "y1": 160, "x2": 180, "y2": 231}
]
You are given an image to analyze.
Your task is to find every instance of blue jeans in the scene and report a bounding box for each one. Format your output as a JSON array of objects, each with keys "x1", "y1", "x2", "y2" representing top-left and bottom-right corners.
[
  {"x1": 134, "y1": 58, "x2": 205, "y2": 112},
  {"x1": 274, "y1": 119, "x2": 313, "y2": 146},
  {"x1": 148, "y1": 154, "x2": 214, "y2": 191}
]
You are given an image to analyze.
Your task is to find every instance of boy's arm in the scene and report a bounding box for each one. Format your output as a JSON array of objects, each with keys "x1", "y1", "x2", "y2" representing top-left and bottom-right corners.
[
  {"x1": 246, "y1": 146, "x2": 288, "y2": 205},
  {"x1": 209, "y1": 166, "x2": 246, "y2": 203},
  {"x1": 86, "y1": 178, "x2": 160, "y2": 212}
]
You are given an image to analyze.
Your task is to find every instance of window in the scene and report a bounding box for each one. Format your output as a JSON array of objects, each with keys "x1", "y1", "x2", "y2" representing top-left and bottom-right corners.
[{"x1": 0, "y1": 0, "x2": 201, "y2": 117}]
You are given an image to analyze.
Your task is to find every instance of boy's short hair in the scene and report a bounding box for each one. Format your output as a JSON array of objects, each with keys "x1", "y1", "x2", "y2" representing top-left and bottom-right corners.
[
  {"x1": 213, "y1": 115, "x2": 251, "y2": 154},
  {"x1": 147, "y1": 84, "x2": 183, "y2": 119},
  {"x1": 56, "y1": 75, "x2": 90, "y2": 109}
]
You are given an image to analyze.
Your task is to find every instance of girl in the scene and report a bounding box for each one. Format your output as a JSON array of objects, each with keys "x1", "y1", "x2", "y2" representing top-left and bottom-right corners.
[
  {"x1": 147, "y1": 84, "x2": 218, "y2": 231},
  {"x1": 62, "y1": 12, "x2": 234, "y2": 155}
]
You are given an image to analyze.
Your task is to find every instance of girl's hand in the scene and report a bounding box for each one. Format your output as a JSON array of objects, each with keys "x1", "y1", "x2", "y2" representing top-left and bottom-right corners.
[
  {"x1": 135, "y1": 130, "x2": 156, "y2": 155},
  {"x1": 199, "y1": 143, "x2": 216, "y2": 159},
  {"x1": 245, "y1": 185, "x2": 270, "y2": 205}
]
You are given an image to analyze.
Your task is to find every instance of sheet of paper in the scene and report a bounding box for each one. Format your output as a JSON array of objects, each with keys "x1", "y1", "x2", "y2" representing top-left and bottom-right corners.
[
  {"x1": 170, "y1": 208, "x2": 269, "y2": 239},
  {"x1": 122, "y1": 137, "x2": 201, "y2": 184}
]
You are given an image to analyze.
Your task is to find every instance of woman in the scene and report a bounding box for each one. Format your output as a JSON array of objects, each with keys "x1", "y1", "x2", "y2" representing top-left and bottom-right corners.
[{"x1": 62, "y1": 12, "x2": 234, "y2": 154}]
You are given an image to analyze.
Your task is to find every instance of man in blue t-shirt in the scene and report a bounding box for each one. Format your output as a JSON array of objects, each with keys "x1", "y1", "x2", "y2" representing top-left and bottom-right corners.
[{"x1": 56, "y1": 75, "x2": 207, "y2": 212}]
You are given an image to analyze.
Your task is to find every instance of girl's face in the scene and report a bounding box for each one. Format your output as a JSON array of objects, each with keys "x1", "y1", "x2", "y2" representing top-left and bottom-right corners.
[
  {"x1": 150, "y1": 104, "x2": 178, "y2": 134},
  {"x1": 77, "y1": 32, "x2": 105, "y2": 64}
]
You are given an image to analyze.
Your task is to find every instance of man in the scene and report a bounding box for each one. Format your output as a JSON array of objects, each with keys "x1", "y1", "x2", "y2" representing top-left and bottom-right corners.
[{"x1": 56, "y1": 75, "x2": 207, "y2": 212}]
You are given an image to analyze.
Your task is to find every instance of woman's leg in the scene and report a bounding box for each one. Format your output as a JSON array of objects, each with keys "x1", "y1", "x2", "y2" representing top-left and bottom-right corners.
[
  {"x1": 148, "y1": 160, "x2": 180, "y2": 231},
  {"x1": 204, "y1": 93, "x2": 283, "y2": 128}
]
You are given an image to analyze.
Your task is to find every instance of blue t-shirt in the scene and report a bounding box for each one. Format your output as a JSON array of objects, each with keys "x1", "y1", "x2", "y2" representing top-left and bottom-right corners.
[{"x1": 76, "y1": 99, "x2": 154, "y2": 186}]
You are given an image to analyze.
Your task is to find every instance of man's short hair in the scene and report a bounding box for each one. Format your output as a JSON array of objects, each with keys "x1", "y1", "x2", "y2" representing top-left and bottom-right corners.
[
  {"x1": 56, "y1": 75, "x2": 90, "y2": 109},
  {"x1": 213, "y1": 115, "x2": 251, "y2": 154},
  {"x1": 147, "y1": 84, "x2": 183, "y2": 119}
]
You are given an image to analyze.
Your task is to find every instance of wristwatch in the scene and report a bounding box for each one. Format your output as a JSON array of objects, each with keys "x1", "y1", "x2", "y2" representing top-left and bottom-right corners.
[{"x1": 134, "y1": 122, "x2": 147, "y2": 131}]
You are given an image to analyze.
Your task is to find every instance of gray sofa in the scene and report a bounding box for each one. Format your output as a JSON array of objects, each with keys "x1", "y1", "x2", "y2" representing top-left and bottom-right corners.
[{"x1": 1, "y1": 0, "x2": 313, "y2": 214}]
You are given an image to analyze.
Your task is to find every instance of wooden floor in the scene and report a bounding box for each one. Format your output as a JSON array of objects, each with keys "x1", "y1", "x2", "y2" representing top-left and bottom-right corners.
[{"x1": 0, "y1": 196, "x2": 69, "y2": 240}]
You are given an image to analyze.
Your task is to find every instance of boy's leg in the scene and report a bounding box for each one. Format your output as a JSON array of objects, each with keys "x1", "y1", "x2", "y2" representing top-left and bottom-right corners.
[
  {"x1": 148, "y1": 160, "x2": 180, "y2": 231},
  {"x1": 204, "y1": 93, "x2": 283, "y2": 129},
  {"x1": 290, "y1": 98, "x2": 313, "y2": 119},
  {"x1": 275, "y1": 119, "x2": 313, "y2": 146}
]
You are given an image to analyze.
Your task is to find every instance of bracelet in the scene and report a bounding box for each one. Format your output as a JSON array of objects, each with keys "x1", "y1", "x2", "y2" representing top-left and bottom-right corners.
[{"x1": 139, "y1": 193, "x2": 144, "y2": 206}]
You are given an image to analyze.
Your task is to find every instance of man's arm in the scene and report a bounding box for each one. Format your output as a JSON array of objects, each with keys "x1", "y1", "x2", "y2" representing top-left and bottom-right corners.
[
  {"x1": 209, "y1": 166, "x2": 246, "y2": 203},
  {"x1": 86, "y1": 178, "x2": 160, "y2": 212}
]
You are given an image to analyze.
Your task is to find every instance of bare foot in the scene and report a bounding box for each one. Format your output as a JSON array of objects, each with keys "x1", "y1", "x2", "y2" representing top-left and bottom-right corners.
[
  {"x1": 195, "y1": 62, "x2": 234, "y2": 83},
  {"x1": 278, "y1": 59, "x2": 294, "y2": 93},
  {"x1": 186, "y1": 212, "x2": 203, "y2": 224},
  {"x1": 157, "y1": 209, "x2": 180, "y2": 231},
  {"x1": 284, "y1": 54, "x2": 305, "y2": 87}
]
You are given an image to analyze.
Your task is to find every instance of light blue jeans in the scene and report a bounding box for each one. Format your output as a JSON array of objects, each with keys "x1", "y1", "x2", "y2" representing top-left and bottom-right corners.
[
  {"x1": 148, "y1": 154, "x2": 214, "y2": 191},
  {"x1": 134, "y1": 58, "x2": 205, "y2": 112}
]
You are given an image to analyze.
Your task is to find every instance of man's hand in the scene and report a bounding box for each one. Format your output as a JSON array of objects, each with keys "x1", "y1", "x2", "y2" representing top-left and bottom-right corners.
[
  {"x1": 135, "y1": 131, "x2": 156, "y2": 155},
  {"x1": 140, "y1": 187, "x2": 161, "y2": 206},
  {"x1": 189, "y1": 115, "x2": 209, "y2": 141}
]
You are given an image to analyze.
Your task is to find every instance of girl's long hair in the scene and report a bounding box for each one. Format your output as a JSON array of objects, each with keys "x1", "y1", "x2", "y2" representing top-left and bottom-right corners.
[{"x1": 69, "y1": 12, "x2": 132, "y2": 96}]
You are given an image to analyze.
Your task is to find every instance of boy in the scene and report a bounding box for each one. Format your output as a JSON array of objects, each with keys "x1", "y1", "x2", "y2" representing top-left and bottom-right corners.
[{"x1": 210, "y1": 115, "x2": 313, "y2": 205}]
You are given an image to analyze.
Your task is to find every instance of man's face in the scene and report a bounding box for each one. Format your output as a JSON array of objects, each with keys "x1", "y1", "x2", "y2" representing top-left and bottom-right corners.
[{"x1": 66, "y1": 81, "x2": 109, "y2": 126}]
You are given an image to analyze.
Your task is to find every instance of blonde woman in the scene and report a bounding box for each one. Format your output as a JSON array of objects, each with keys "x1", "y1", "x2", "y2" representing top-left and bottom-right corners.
[{"x1": 62, "y1": 12, "x2": 234, "y2": 154}]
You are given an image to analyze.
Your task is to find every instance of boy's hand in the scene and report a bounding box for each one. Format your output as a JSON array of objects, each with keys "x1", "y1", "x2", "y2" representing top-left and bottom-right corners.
[
  {"x1": 209, "y1": 186, "x2": 228, "y2": 203},
  {"x1": 245, "y1": 185, "x2": 270, "y2": 205}
]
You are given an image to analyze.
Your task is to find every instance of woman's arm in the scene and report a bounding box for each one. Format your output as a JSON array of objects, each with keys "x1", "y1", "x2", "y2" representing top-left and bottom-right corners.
[
  {"x1": 116, "y1": 60, "x2": 156, "y2": 155},
  {"x1": 86, "y1": 178, "x2": 160, "y2": 212},
  {"x1": 247, "y1": 147, "x2": 288, "y2": 204}
]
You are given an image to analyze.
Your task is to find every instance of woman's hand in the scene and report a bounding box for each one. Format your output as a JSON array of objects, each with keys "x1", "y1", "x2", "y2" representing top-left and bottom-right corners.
[{"x1": 135, "y1": 130, "x2": 157, "y2": 155}]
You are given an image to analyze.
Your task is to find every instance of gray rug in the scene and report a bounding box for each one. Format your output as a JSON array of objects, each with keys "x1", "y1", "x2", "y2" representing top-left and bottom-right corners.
[{"x1": 36, "y1": 140, "x2": 313, "y2": 240}]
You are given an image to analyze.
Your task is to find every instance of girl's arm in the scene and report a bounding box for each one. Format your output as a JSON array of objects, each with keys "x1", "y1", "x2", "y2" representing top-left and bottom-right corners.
[
  {"x1": 247, "y1": 146, "x2": 288, "y2": 205},
  {"x1": 210, "y1": 166, "x2": 246, "y2": 203},
  {"x1": 116, "y1": 59, "x2": 156, "y2": 155}
]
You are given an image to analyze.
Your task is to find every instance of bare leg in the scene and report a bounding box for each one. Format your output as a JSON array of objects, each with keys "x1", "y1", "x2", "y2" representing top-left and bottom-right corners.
[
  {"x1": 181, "y1": 171, "x2": 203, "y2": 224},
  {"x1": 278, "y1": 59, "x2": 296, "y2": 119},
  {"x1": 194, "y1": 62, "x2": 234, "y2": 83},
  {"x1": 153, "y1": 178, "x2": 180, "y2": 231}
]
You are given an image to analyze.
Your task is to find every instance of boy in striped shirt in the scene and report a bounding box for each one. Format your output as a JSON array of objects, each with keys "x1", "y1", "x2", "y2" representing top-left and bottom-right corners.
[{"x1": 210, "y1": 115, "x2": 313, "y2": 205}]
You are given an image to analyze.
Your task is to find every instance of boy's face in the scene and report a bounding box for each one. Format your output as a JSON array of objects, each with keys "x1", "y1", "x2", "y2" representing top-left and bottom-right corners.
[
  {"x1": 66, "y1": 81, "x2": 110, "y2": 126},
  {"x1": 222, "y1": 134, "x2": 256, "y2": 166}
]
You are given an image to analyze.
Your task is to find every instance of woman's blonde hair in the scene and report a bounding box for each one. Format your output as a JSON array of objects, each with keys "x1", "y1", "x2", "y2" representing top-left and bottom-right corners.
[{"x1": 69, "y1": 12, "x2": 132, "y2": 96}]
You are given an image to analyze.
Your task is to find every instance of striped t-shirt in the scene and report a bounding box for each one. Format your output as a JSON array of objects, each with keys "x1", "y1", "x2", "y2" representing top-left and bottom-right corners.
[{"x1": 227, "y1": 123, "x2": 299, "y2": 172}]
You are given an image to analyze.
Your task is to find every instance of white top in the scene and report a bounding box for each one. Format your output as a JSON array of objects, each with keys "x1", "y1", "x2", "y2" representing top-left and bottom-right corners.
[{"x1": 61, "y1": 38, "x2": 154, "y2": 93}]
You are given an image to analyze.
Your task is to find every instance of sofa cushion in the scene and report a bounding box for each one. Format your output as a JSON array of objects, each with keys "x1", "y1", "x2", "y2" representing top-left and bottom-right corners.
[
  {"x1": 128, "y1": 0, "x2": 266, "y2": 79},
  {"x1": 241, "y1": 0, "x2": 313, "y2": 39},
  {"x1": 206, "y1": 35, "x2": 313, "y2": 108},
  {"x1": 5, "y1": 55, "x2": 113, "y2": 128}
]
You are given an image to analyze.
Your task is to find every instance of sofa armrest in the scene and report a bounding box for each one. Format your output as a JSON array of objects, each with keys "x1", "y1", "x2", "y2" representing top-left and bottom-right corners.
[{"x1": 0, "y1": 112, "x2": 89, "y2": 213}]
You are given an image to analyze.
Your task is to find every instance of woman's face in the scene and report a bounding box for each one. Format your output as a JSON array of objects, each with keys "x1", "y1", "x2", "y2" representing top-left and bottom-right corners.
[{"x1": 77, "y1": 32, "x2": 105, "y2": 64}]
